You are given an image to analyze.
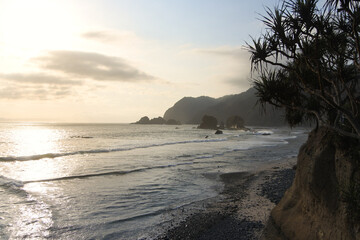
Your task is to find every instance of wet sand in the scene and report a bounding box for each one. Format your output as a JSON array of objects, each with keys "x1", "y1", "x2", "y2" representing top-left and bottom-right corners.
[{"x1": 156, "y1": 158, "x2": 297, "y2": 240}]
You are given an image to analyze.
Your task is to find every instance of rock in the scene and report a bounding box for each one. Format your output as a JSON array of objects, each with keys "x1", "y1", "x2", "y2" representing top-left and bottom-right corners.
[
  {"x1": 215, "y1": 130, "x2": 223, "y2": 134},
  {"x1": 198, "y1": 115, "x2": 218, "y2": 130},
  {"x1": 149, "y1": 117, "x2": 166, "y2": 124},
  {"x1": 262, "y1": 127, "x2": 360, "y2": 240},
  {"x1": 163, "y1": 87, "x2": 286, "y2": 126},
  {"x1": 134, "y1": 116, "x2": 181, "y2": 125},
  {"x1": 135, "y1": 116, "x2": 150, "y2": 124}
]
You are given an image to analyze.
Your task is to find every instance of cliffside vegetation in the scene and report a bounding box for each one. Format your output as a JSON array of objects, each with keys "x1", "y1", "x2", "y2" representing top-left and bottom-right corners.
[
  {"x1": 226, "y1": 115, "x2": 245, "y2": 129},
  {"x1": 197, "y1": 115, "x2": 247, "y2": 130},
  {"x1": 248, "y1": 0, "x2": 360, "y2": 238},
  {"x1": 248, "y1": 0, "x2": 360, "y2": 139}
]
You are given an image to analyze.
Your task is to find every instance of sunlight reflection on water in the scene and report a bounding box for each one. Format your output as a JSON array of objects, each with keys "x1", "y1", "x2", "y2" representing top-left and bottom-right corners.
[
  {"x1": 1, "y1": 126, "x2": 70, "y2": 181},
  {"x1": 6, "y1": 194, "x2": 53, "y2": 239},
  {"x1": 8, "y1": 126, "x2": 62, "y2": 157},
  {"x1": 1, "y1": 126, "x2": 61, "y2": 238}
]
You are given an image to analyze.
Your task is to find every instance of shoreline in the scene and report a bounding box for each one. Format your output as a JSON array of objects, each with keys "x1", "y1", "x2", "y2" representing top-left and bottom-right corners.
[{"x1": 156, "y1": 158, "x2": 297, "y2": 240}]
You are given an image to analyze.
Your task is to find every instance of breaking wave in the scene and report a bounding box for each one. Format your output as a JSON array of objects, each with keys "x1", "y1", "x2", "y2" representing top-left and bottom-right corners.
[
  {"x1": 0, "y1": 138, "x2": 227, "y2": 162},
  {"x1": 24, "y1": 162, "x2": 195, "y2": 183}
]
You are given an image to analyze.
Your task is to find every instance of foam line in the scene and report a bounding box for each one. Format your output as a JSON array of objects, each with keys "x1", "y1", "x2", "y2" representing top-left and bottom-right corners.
[{"x1": 0, "y1": 138, "x2": 227, "y2": 162}]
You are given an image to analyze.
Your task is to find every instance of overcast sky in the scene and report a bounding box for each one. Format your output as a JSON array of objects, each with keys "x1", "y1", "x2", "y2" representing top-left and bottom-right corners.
[{"x1": 0, "y1": 0, "x2": 280, "y2": 123}]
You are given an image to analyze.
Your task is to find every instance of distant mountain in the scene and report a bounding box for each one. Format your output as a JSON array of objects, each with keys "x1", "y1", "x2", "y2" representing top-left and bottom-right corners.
[{"x1": 163, "y1": 88, "x2": 286, "y2": 126}]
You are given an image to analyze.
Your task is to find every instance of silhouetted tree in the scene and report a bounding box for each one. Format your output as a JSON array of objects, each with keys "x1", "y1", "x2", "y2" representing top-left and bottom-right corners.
[
  {"x1": 226, "y1": 115, "x2": 245, "y2": 129},
  {"x1": 166, "y1": 119, "x2": 181, "y2": 125},
  {"x1": 198, "y1": 115, "x2": 218, "y2": 129},
  {"x1": 248, "y1": 0, "x2": 360, "y2": 139}
]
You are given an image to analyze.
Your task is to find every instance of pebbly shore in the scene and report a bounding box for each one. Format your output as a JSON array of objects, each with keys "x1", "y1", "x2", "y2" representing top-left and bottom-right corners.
[{"x1": 156, "y1": 158, "x2": 297, "y2": 240}]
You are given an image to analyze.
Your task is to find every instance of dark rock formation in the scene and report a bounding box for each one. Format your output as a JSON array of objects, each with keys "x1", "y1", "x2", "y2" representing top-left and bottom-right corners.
[
  {"x1": 134, "y1": 116, "x2": 180, "y2": 125},
  {"x1": 136, "y1": 116, "x2": 150, "y2": 124},
  {"x1": 149, "y1": 117, "x2": 166, "y2": 125},
  {"x1": 215, "y1": 130, "x2": 223, "y2": 134},
  {"x1": 198, "y1": 115, "x2": 218, "y2": 130},
  {"x1": 263, "y1": 127, "x2": 360, "y2": 240},
  {"x1": 163, "y1": 88, "x2": 285, "y2": 126},
  {"x1": 226, "y1": 115, "x2": 245, "y2": 129},
  {"x1": 164, "y1": 96, "x2": 217, "y2": 124}
]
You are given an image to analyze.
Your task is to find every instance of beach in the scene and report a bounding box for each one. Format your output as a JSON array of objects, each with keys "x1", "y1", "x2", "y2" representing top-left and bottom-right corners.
[
  {"x1": 157, "y1": 158, "x2": 297, "y2": 240},
  {"x1": 0, "y1": 124, "x2": 307, "y2": 239}
]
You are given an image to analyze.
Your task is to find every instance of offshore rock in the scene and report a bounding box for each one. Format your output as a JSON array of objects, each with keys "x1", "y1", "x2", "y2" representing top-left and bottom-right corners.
[
  {"x1": 134, "y1": 116, "x2": 181, "y2": 125},
  {"x1": 198, "y1": 115, "x2": 218, "y2": 130}
]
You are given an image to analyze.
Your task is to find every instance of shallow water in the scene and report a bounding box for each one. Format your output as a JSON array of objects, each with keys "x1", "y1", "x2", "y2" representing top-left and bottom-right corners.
[{"x1": 0, "y1": 123, "x2": 308, "y2": 239}]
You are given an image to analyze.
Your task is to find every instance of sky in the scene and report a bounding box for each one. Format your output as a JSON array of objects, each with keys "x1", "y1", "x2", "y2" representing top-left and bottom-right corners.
[{"x1": 0, "y1": 0, "x2": 280, "y2": 123}]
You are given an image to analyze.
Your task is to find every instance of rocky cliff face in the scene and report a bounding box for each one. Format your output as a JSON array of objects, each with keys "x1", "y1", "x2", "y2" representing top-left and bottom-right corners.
[
  {"x1": 163, "y1": 88, "x2": 285, "y2": 126},
  {"x1": 263, "y1": 128, "x2": 360, "y2": 239},
  {"x1": 163, "y1": 96, "x2": 217, "y2": 124}
]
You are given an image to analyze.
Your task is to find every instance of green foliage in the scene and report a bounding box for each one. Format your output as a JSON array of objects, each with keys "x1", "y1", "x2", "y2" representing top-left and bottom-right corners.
[
  {"x1": 248, "y1": 0, "x2": 360, "y2": 139},
  {"x1": 342, "y1": 180, "x2": 360, "y2": 222},
  {"x1": 226, "y1": 115, "x2": 245, "y2": 129}
]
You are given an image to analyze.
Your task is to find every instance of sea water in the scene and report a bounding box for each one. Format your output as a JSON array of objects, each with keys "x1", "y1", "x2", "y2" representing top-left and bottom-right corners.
[{"x1": 0, "y1": 123, "x2": 308, "y2": 239}]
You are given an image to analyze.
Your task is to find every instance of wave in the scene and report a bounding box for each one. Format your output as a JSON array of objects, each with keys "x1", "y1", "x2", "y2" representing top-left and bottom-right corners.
[
  {"x1": 24, "y1": 162, "x2": 195, "y2": 183},
  {"x1": 173, "y1": 139, "x2": 291, "y2": 162},
  {"x1": 0, "y1": 176, "x2": 27, "y2": 197},
  {"x1": 0, "y1": 175, "x2": 24, "y2": 188},
  {"x1": 70, "y1": 135, "x2": 94, "y2": 139},
  {"x1": 0, "y1": 138, "x2": 227, "y2": 162}
]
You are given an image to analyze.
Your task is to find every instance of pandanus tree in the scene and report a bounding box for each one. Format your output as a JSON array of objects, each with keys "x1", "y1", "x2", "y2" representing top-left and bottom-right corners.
[{"x1": 248, "y1": 0, "x2": 360, "y2": 139}]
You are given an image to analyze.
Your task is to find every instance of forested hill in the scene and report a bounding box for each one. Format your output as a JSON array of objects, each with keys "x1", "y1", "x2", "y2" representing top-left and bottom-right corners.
[{"x1": 163, "y1": 88, "x2": 286, "y2": 126}]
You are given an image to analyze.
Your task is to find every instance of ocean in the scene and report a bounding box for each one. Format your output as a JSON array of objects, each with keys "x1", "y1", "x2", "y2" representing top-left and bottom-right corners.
[{"x1": 0, "y1": 123, "x2": 308, "y2": 239}]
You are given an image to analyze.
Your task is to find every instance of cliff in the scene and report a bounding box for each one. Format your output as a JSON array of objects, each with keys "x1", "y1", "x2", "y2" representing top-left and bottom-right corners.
[
  {"x1": 163, "y1": 88, "x2": 285, "y2": 126},
  {"x1": 263, "y1": 127, "x2": 360, "y2": 239},
  {"x1": 163, "y1": 96, "x2": 217, "y2": 124}
]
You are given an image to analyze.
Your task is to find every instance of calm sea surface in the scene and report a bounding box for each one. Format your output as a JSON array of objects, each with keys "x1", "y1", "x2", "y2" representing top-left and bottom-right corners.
[{"x1": 0, "y1": 123, "x2": 308, "y2": 239}]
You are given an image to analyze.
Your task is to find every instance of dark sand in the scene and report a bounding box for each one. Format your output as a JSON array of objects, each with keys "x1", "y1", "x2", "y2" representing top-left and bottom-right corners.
[{"x1": 156, "y1": 159, "x2": 297, "y2": 240}]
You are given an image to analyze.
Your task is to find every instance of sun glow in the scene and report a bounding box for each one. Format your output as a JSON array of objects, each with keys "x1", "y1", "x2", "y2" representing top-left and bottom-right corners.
[
  {"x1": 0, "y1": 0, "x2": 82, "y2": 61},
  {"x1": 9, "y1": 126, "x2": 61, "y2": 157},
  {"x1": 2, "y1": 125, "x2": 65, "y2": 181}
]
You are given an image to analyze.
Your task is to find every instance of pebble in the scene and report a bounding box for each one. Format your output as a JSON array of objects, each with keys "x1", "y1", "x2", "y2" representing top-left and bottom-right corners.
[{"x1": 156, "y1": 167, "x2": 296, "y2": 240}]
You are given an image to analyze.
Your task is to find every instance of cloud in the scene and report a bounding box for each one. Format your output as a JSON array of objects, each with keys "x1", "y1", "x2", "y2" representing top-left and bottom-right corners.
[
  {"x1": 0, "y1": 86, "x2": 25, "y2": 99},
  {"x1": 81, "y1": 30, "x2": 137, "y2": 44},
  {"x1": 34, "y1": 50, "x2": 155, "y2": 82},
  {"x1": 194, "y1": 46, "x2": 250, "y2": 60},
  {"x1": 0, "y1": 49, "x2": 157, "y2": 100},
  {"x1": 0, "y1": 84, "x2": 74, "y2": 100},
  {"x1": 0, "y1": 73, "x2": 82, "y2": 85},
  {"x1": 0, "y1": 73, "x2": 80, "y2": 100},
  {"x1": 82, "y1": 31, "x2": 118, "y2": 42}
]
